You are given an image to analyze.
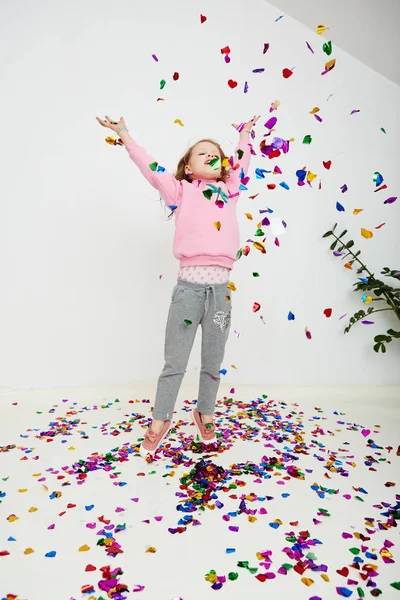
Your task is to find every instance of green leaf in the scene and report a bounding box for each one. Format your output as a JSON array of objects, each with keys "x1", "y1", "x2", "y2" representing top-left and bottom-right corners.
[
  {"x1": 387, "y1": 329, "x2": 400, "y2": 338},
  {"x1": 374, "y1": 335, "x2": 387, "y2": 343},
  {"x1": 373, "y1": 342, "x2": 381, "y2": 353},
  {"x1": 339, "y1": 229, "x2": 348, "y2": 239},
  {"x1": 332, "y1": 223, "x2": 338, "y2": 232},
  {"x1": 330, "y1": 240, "x2": 338, "y2": 251},
  {"x1": 322, "y1": 230, "x2": 333, "y2": 238},
  {"x1": 345, "y1": 240, "x2": 354, "y2": 249}
]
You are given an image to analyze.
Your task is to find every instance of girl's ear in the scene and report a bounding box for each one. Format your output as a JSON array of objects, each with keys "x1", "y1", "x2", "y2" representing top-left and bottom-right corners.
[{"x1": 184, "y1": 164, "x2": 192, "y2": 174}]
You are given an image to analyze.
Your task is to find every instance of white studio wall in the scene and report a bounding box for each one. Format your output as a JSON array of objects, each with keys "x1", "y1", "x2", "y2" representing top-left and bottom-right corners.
[{"x1": 1, "y1": 0, "x2": 399, "y2": 390}]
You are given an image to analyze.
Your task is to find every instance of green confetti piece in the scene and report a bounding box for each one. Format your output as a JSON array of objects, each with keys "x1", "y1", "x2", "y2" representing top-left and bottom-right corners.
[
  {"x1": 355, "y1": 495, "x2": 364, "y2": 502},
  {"x1": 209, "y1": 157, "x2": 221, "y2": 170},
  {"x1": 149, "y1": 162, "x2": 158, "y2": 172},
  {"x1": 306, "y1": 552, "x2": 317, "y2": 560},
  {"x1": 249, "y1": 567, "x2": 258, "y2": 574},
  {"x1": 236, "y1": 249, "x2": 243, "y2": 259},
  {"x1": 252, "y1": 272, "x2": 260, "y2": 277},
  {"x1": 282, "y1": 563, "x2": 293, "y2": 571},
  {"x1": 390, "y1": 582, "x2": 400, "y2": 590},
  {"x1": 228, "y1": 572, "x2": 239, "y2": 580},
  {"x1": 237, "y1": 561, "x2": 249, "y2": 568},
  {"x1": 203, "y1": 189, "x2": 213, "y2": 200},
  {"x1": 349, "y1": 547, "x2": 360, "y2": 555},
  {"x1": 237, "y1": 149, "x2": 244, "y2": 159},
  {"x1": 323, "y1": 40, "x2": 333, "y2": 55},
  {"x1": 380, "y1": 127, "x2": 386, "y2": 134},
  {"x1": 303, "y1": 135, "x2": 312, "y2": 144},
  {"x1": 160, "y1": 79, "x2": 166, "y2": 89},
  {"x1": 357, "y1": 587, "x2": 365, "y2": 597},
  {"x1": 255, "y1": 229, "x2": 264, "y2": 237},
  {"x1": 184, "y1": 319, "x2": 192, "y2": 326}
]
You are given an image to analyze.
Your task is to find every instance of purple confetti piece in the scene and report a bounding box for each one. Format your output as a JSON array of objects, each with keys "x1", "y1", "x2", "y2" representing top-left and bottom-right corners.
[
  {"x1": 306, "y1": 41, "x2": 315, "y2": 53},
  {"x1": 350, "y1": 109, "x2": 360, "y2": 115},
  {"x1": 229, "y1": 525, "x2": 239, "y2": 532},
  {"x1": 253, "y1": 68, "x2": 265, "y2": 73},
  {"x1": 361, "y1": 320, "x2": 374, "y2": 325},
  {"x1": 265, "y1": 116, "x2": 278, "y2": 129},
  {"x1": 244, "y1": 81, "x2": 249, "y2": 93},
  {"x1": 263, "y1": 43, "x2": 270, "y2": 54},
  {"x1": 384, "y1": 196, "x2": 397, "y2": 204},
  {"x1": 151, "y1": 54, "x2": 158, "y2": 62},
  {"x1": 314, "y1": 114, "x2": 323, "y2": 122},
  {"x1": 340, "y1": 184, "x2": 348, "y2": 193}
]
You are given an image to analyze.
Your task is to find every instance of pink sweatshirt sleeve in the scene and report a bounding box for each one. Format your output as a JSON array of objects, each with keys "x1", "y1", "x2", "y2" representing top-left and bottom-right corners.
[
  {"x1": 226, "y1": 138, "x2": 252, "y2": 199},
  {"x1": 124, "y1": 139, "x2": 182, "y2": 208}
]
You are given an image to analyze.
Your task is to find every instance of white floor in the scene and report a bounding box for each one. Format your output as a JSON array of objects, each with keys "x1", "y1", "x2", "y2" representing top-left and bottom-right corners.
[{"x1": 0, "y1": 384, "x2": 399, "y2": 600}]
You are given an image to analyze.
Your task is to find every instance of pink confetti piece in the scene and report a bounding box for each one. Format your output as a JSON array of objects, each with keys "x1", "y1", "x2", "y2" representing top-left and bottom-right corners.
[
  {"x1": 132, "y1": 584, "x2": 145, "y2": 592},
  {"x1": 154, "y1": 516, "x2": 163, "y2": 521},
  {"x1": 361, "y1": 429, "x2": 371, "y2": 437}
]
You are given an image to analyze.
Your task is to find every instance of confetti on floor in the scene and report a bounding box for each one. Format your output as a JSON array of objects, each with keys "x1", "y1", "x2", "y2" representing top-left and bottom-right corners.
[{"x1": 0, "y1": 387, "x2": 398, "y2": 600}]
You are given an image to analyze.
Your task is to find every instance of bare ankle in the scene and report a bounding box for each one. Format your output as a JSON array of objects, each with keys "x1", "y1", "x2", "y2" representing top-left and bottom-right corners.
[{"x1": 150, "y1": 419, "x2": 165, "y2": 434}]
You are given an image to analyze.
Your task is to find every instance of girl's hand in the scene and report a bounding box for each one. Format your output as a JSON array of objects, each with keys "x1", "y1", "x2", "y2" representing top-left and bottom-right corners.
[
  {"x1": 232, "y1": 114, "x2": 261, "y2": 133},
  {"x1": 96, "y1": 115, "x2": 127, "y2": 133}
]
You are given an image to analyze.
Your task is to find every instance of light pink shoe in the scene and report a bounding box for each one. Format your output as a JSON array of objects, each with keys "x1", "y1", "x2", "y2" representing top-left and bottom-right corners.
[
  {"x1": 139, "y1": 420, "x2": 171, "y2": 457},
  {"x1": 192, "y1": 408, "x2": 217, "y2": 444}
]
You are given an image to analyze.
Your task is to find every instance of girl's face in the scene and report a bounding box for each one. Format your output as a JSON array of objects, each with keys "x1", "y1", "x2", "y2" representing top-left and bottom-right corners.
[{"x1": 184, "y1": 142, "x2": 222, "y2": 180}]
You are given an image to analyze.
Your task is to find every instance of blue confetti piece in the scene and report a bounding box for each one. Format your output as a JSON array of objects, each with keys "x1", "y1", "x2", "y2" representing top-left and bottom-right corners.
[
  {"x1": 269, "y1": 522, "x2": 280, "y2": 529},
  {"x1": 226, "y1": 548, "x2": 236, "y2": 554},
  {"x1": 169, "y1": 205, "x2": 178, "y2": 211},
  {"x1": 279, "y1": 181, "x2": 290, "y2": 190},
  {"x1": 336, "y1": 587, "x2": 353, "y2": 597},
  {"x1": 288, "y1": 311, "x2": 295, "y2": 321},
  {"x1": 296, "y1": 169, "x2": 307, "y2": 182},
  {"x1": 7, "y1": 537, "x2": 16, "y2": 542},
  {"x1": 275, "y1": 15, "x2": 284, "y2": 21},
  {"x1": 282, "y1": 493, "x2": 290, "y2": 498},
  {"x1": 255, "y1": 168, "x2": 271, "y2": 179},
  {"x1": 156, "y1": 165, "x2": 165, "y2": 173},
  {"x1": 45, "y1": 550, "x2": 56, "y2": 558},
  {"x1": 0, "y1": 492, "x2": 6, "y2": 498},
  {"x1": 336, "y1": 202, "x2": 345, "y2": 212},
  {"x1": 219, "y1": 369, "x2": 227, "y2": 375},
  {"x1": 85, "y1": 504, "x2": 94, "y2": 511},
  {"x1": 239, "y1": 184, "x2": 248, "y2": 191}
]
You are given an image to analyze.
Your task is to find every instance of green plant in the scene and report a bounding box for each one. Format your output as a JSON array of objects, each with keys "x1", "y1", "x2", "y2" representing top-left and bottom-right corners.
[{"x1": 323, "y1": 223, "x2": 400, "y2": 353}]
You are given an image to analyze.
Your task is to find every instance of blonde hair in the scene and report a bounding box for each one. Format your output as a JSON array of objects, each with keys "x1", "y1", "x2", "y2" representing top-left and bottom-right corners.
[{"x1": 161, "y1": 138, "x2": 229, "y2": 220}]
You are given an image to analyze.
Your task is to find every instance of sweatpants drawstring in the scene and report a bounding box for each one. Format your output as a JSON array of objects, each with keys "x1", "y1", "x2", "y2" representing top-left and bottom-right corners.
[{"x1": 205, "y1": 285, "x2": 217, "y2": 315}]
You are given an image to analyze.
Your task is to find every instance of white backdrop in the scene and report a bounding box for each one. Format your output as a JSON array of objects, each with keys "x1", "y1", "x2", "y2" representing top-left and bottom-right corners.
[{"x1": 1, "y1": 0, "x2": 399, "y2": 389}]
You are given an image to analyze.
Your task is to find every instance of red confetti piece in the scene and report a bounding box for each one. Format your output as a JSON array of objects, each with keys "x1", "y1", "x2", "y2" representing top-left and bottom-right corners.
[
  {"x1": 200, "y1": 14, "x2": 207, "y2": 23},
  {"x1": 282, "y1": 68, "x2": 293, "y2": 78},
  {"x1": 323, "y1": 160, "x2": 332, "y2": 170},
  {"x1": 323, "y1": 308, "x2": 332, "y2": 318},
  {"x1": 173, "y1": 72, "x2": 179, "y2": 81},
  {"x1": 228, "y1": 79, "x2": 238, "y2": 89}
]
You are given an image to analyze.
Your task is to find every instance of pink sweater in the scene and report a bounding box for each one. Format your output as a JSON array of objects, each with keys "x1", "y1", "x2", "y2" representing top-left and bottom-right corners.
[{"x1": 124, "y1": 137, "x2": 252, "y2": 269}]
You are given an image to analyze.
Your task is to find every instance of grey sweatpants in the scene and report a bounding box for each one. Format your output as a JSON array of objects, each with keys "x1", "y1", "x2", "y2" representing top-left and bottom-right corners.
[{"x1": 152, "y1": 278, "x2": 232, "y2": 421}]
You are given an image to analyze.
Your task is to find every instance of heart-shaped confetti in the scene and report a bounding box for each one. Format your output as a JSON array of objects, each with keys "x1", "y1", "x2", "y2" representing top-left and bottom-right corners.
[
  {"x1": 214, "y1": 221, "x2": 221, "y2": 231},
  {"x1": 361, "y1": 429, "x2": 371, "y2": 437},
  {"x1": 282, "y1": 68, "x2": 293, "y2": 78},
  {"x1": 323, "y1": 160, "x2": 332, "y2": 169},
  {"x1": 228, "y1": 79, "x2": 238, "y2": 89},
  {"x1": 323, "y1": 308, "x2": 332, "y2": 317}
]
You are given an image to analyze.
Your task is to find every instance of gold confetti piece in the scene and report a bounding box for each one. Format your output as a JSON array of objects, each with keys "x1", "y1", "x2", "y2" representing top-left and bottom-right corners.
[
  {"x1": 146, "y1": 546, "x2": 157, "y2": 553},
  {"x1": 321, "y1": 573, "x2": 330, "y2": 582},
  {"x1": 271, "y1": 99, "x2": 280, "y2": 110},
  {"x1": 41, "y1": 484, "x2": 49, "y2": 492},
  {"x1": 24, "y1": 547, "x2": 34, "y2": 555},
  {"x1": 307, "y1": 171, "x2": 317, "y2": 182},
  {"x1": 231, "y1": 365, "x2": 237, "y2": 369},
  {"x1": 274, "y1": 519, "x2": 283, "y2": 525},
  {"x1": 32, "y1": 473, "x2": 41, "y2": 477},
  {"x1": 325, "y1": 58, "x2": 336, "y2": 71},
  {"x1": 248, "y1": 515, "x2": 257, "y2": 523},
  {"x1": 317, "y1": 24, "x2": 329, "y2": 34},
  {"x1": 68, "y1": 446, "x2": 76, "y2": 450},
  {"x1": 79, "y1": 544, "x2": 90, "y2": 552},
  {"x1": 28, "y1": 507, "x2": 38, "y2": 513},
  {"x1": 7, "y1": 514, "x2": 19, "y2": 522},
  {"x1": 245, "y1": 213, "x2": 253, "y2": 220},
  {"x1": 227, "y1": 282, "x2": 237, "y2": 292},
  {"x1": 344, "y1": 262, "x2": 353, "y2": 270},
  {"x1": 301, "y1": 577, "x2": 314, "y2": 586},
  {"x1": 363, "y1": 296, "x2": 373, "y2": 304},
  {"x1": 18, "y1": 488, "x2": 28, "y2": 493},
  {"x1": 361, "y1": 228, "x2": 373, "y2": 239},
  {"x1": 353, "y1": 208, "x2": 363, "y2": 215},
  {"x1": 214, "y1": 221, "x2": 221, "y2": 231},
  {"x1": 310, "y1": 107, "x2": 320, "y2": 114},
  {"x1": 222, "y1": 157, "x2": 230, "y2": 168},
  {"x1": 174, "y1": 119, "x2": 184, "y2": 127},
  {"x1": 253, "y1": 241, "x2": 266, "y2": 253}
]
